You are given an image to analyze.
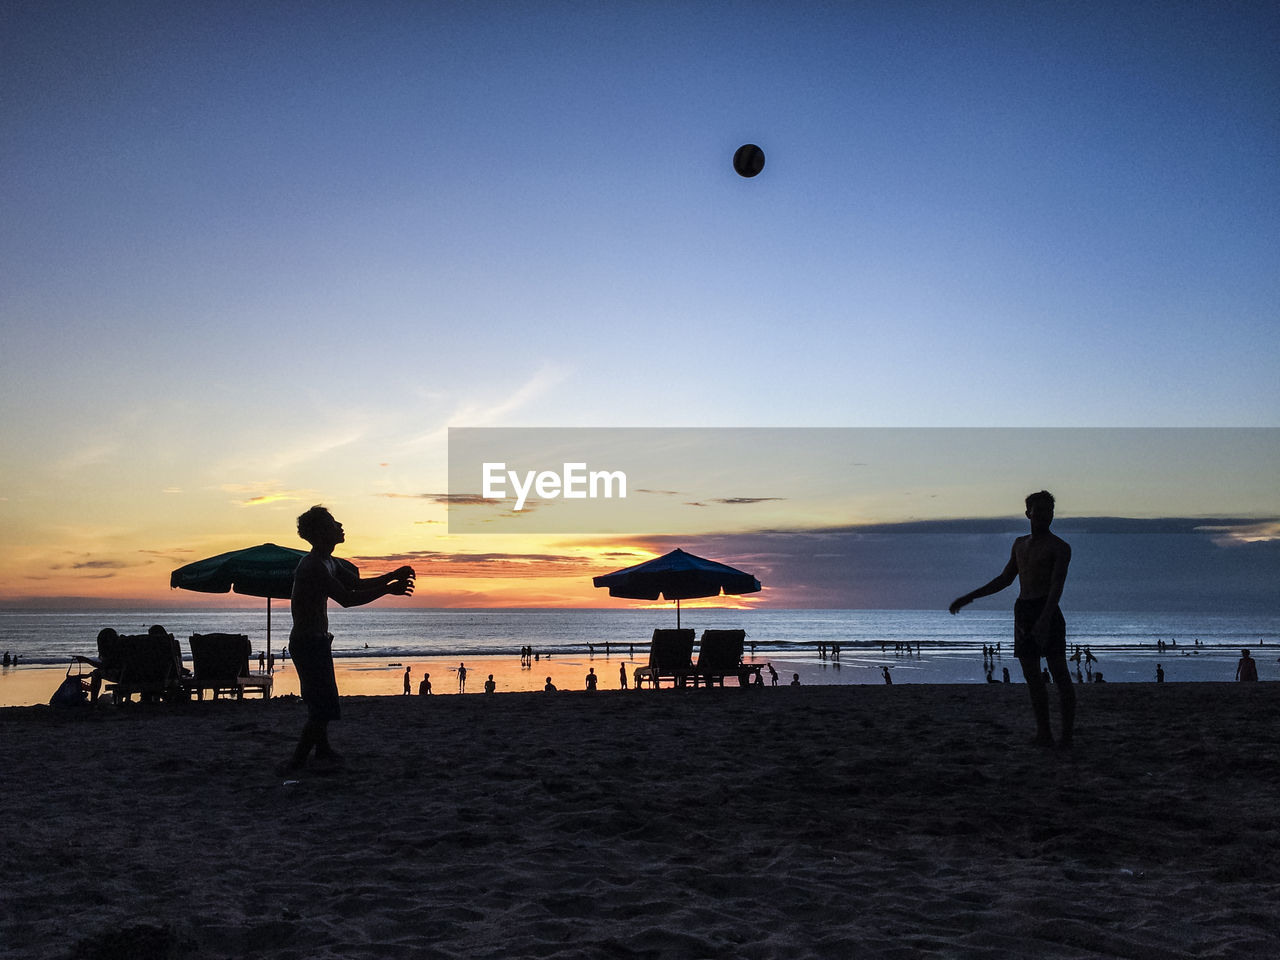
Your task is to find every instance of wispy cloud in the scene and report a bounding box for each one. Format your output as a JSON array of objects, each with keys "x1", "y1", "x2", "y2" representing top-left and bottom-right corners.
[
  {"x1": 679, "y1": 497, "x2": 786, "y2": 508},
  {"x1": 403, "y1": 364, "x2": 568, "y2": 449},
  {"x1": 265, "y1": 427, "x2": 367, "y2": 473},
  {"x1": 220, "y1": 484, "x2": 314, "y2": 507},
  {"x1": 138, "y1": 547, "x2": 196, "y2": 563},
  {"x1": 377, "y1": 493, "x2": 488, "y2": 505},
  {"x1": 55, "y1": 441, "x2": 121, "y2": 475},
  {"x1": 375, "y1": 492, "x2": 541, "y2": 519},
  {"x1": 347, "y1": 550, "x2": 596, "y2": 578},
  {"x1": 69, "y1": 559, "x2": 128, "y2": 570}
]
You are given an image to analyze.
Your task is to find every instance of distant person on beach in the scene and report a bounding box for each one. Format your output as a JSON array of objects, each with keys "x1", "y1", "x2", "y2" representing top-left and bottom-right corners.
[
  {"x1": 284, "y1": 505, "x2": 415, "y2": 773},
  {"x1": 790, "y1": 674, "x2": 801, "y2": 686},
  {"x1": 544, "y1": 676, "x2": 556, "y2": 692},
  {"x1": 419, "y1": 673, "x2": 432, "y2": 695},
  {"x1": 585, "y1": 667, "x2": 598, "y2": 692},
  {"x1": 1235, "y1": 649, "x2": 1258, "y2": 682},
  {"x1": 768, "y1": 663, "x2": 778, "y2": 686},
  {"x1": 950, "y1": 490, "x2": 1075, "y2": 748},
  {"x1": 403, "y1": 666, "x2": 411, "y2": 695},
  {"x1": 484, "y1": 674, "x2": 496, "y2": 694},
  {"x1": 619, "y1": 663, "x2": 627, "y2": 689},
  {"x1": 881, "y1": 666, "x2": 892, "y2": 685},
  {"x1": 1156, "y1": 664, "x2": 1165, "y2": 683},
  {"x1": 457, "y1": 662, "x2": 467, "y2": 693}
]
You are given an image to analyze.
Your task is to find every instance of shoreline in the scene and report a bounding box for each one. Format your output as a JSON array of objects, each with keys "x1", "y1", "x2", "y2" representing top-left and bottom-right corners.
[
  {"x1": 3, "y1": 683, "x2": 1278, "y2": 958},
  {"x1": 0, "y1": 644, "x2": 1263, "y2": 708}
]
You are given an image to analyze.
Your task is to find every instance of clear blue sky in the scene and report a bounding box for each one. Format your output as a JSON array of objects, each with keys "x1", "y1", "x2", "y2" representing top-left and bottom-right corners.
[{"x1": 1, "y1": 1, "x2": 1276, "y2": 606}]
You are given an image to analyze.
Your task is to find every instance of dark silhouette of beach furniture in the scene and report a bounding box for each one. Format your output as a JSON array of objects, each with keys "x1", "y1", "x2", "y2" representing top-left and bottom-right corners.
[
  {"x1": 690, "y1": 629, "x2": 760, "y2": 687},
  {"x1": 102, "y1": 632, "x2": 184, "y2": 704},
  {"x1": 74, "y1": 629, "x2": 128, "y2": 702},
  {"x1": 182, "y1": 633, "x2": 273, "y2": 700},
  {"x1": 634, "y1": 629, "x2": 695, "y2": 689}
]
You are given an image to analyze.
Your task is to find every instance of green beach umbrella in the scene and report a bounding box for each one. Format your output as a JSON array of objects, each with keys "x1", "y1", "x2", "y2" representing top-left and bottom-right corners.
[{"x1": 170, "y1": 543, "x2": 358, "y2": 668}]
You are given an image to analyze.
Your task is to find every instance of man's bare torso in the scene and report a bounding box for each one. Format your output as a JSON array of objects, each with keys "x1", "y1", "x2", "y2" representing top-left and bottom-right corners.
[
  {"x1": 292, "y1": 552, "x2": 338, "y2": 636},
  {"x1": 1013, "y1": 532, "x2": 1069, "y2": 599}
]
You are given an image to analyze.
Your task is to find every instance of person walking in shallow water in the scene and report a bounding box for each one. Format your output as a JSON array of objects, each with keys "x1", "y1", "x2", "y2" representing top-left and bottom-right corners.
[
  {"x1": 284, "y1": 505, "x2": 415, "y2": 773},
  {"x1": 950, "y1": 490, "x2": 1075, "y2": 748},
  {"x1": 1235, "y1": 649, "x2": 1258, "y2": 682}
]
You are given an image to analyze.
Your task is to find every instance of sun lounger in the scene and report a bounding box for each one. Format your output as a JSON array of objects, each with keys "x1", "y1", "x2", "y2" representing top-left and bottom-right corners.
[
  {"x1": 103, "y1": 631, "x2": 184, "y2": 704},
  {"x1": 634, "y1": 629, "x2": 695, "y2": 689},
  {"x1": 74, "y1": 628, "x2": 127, "y2": 702},
  {"x1": 183, "y1": 633, "x2": 272, "y2": 700},
  {"x1": 691, "y1": 629, "x2": 755, "y2": 687}
]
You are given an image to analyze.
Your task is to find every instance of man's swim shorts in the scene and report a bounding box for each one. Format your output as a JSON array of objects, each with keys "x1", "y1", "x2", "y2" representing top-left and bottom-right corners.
[{"x1": 1014, "y1": 596, "x2": 1066, "y2": 660}]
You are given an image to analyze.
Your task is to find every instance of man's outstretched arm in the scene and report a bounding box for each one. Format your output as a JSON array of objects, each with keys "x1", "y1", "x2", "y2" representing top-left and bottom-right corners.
[
  {"x1": 326, "y1": 562, "x2": 416, "y2": 608},
  {"x1": 949, "y1": 545, "x2": 1018, "y2": 614}
]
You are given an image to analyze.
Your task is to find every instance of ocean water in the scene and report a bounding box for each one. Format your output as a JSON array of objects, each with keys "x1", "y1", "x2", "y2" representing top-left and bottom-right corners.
[{"x1": 1, "y1": 607, "x2": 1275, "y2": 677}]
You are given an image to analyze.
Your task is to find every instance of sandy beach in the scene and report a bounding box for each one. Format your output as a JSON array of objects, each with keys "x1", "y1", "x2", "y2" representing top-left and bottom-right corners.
[{"x1": 2, "y1": 682, "x2": 1278, "y2": 959}]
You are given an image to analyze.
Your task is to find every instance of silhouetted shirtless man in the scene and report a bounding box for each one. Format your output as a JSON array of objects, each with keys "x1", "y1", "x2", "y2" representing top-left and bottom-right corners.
[
  {"x1": 950, "y1": 490, "x2": 1075, "y2": 747},
  {"x1": 285, "y1": 505, "x2": 415, "y2": 772}
]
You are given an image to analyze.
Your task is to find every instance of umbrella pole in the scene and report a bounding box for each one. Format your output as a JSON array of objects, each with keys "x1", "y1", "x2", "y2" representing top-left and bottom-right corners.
[
  {"x1": 677, "y1": 598, "x2": 681, "y2": 630},
  {"x1": 266, "y1": 597, "x2": 272, "y2": 673}
]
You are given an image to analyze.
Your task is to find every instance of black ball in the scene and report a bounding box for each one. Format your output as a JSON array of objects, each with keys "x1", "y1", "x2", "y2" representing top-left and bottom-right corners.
[{"x1": 733, "y1": 143, "x2": 765, "y2": 178}]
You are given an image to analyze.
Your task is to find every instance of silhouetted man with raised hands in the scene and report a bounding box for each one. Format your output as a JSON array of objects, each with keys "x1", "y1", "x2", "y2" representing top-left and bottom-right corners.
[
  {"x1": 284, "y1": 505, "x2": 415, "y2": 772},
  {"x1": 950, "y1": 490, "x2": 1075, "y2": 747}
]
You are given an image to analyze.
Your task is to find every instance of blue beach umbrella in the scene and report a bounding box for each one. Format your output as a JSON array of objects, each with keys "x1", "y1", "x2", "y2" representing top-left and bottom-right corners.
[
  {"x1": 592, "y1": 548, "x2": 762, "y2": 628},
  {"x1": 169, "y1": 543, "x2": 358, "y2": 666}
]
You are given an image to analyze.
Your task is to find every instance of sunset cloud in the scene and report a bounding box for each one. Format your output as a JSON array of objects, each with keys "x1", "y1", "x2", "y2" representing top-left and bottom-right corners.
[
  {"x1": 220, "y1": 484, "x2": 313, "y2": 508},
  {"x1": 348, "y1": 551, "x2": 598, "y2": 578}
]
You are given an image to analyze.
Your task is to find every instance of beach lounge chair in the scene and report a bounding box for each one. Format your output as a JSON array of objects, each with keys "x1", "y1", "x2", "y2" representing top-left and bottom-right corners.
[
  {"x1": 74, "y1": 628, "x2": 127, "y2": 702},
  {"x1": 183, "y1": 633, "x2": 272, "y2": 700},
  {"x1": 634, "y1": 629, "x2": 695, "y2": 689},
  {"x1": 691, "y1": 629, "x2": 754, "y2": 687},
  {"x1": 103, "y1": 631, "x2": 184, "y2": 704}
]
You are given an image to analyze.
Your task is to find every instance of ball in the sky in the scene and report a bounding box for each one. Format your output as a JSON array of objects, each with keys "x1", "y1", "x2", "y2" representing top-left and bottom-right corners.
[{"x1": 733, "y1": 143, "x2": 765, "y2": 178}]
